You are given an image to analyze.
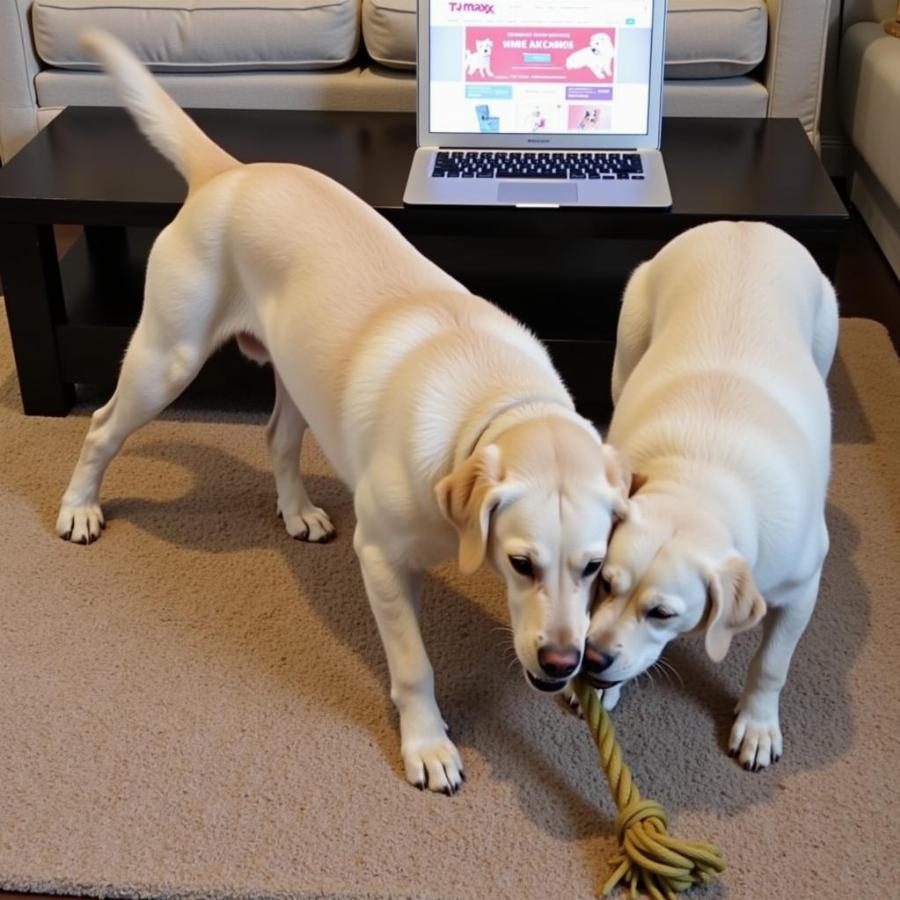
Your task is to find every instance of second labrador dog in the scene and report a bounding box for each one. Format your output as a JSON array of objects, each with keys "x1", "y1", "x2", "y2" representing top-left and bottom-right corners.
[
  {"x1": 580, "y1": 221, "x2": 838, "y2": 771},
  {"x1": 57, "y1": 32, "x2": 632, "y2": 793}
]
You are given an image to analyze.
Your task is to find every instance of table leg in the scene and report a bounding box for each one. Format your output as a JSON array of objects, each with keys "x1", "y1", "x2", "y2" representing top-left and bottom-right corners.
[{"x1": 0, "y1": 223, "x2": 74, "y2": 415}]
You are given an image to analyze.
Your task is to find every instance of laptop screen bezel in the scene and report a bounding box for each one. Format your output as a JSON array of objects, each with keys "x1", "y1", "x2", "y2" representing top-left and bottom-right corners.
[{"x1": 415, "y1": 0, "x2": 667, "y2": 150}]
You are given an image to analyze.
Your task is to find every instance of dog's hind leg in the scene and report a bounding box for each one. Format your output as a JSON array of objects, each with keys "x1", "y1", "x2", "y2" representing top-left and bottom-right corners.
[
  {"x1": 56, "y1": 324, "x2": 208, "y2": 543},
  {"x1": 266, "y1": 370, "x2": 335, "y2": 542},
  {"x1": 57, "y1": 240, "x2": 216, "y2": 543}
]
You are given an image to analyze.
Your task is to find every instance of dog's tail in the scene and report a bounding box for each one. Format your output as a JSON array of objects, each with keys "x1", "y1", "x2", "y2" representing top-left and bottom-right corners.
[{"x1": 80, "y1": 30, "x2": 239, "y2": 189}]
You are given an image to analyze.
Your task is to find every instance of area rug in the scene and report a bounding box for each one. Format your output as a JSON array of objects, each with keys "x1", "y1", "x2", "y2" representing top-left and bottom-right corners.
[{"x1": 1, "y1": 305, "x2": 898, "y2": 900}]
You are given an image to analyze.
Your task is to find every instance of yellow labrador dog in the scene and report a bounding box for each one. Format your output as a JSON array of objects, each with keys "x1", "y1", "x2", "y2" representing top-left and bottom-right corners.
[
  {"x1": 579, "y1": 222, "x2": 838, "y2": 771},
  {"x1": 58, "y1": 32, "x2": 631, "y2": 793}
]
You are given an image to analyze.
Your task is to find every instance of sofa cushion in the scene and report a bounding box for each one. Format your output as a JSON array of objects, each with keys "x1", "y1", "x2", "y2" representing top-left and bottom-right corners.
[
  {"x1": 667, "y1": 0, "x2": 768, "y2": 78},
  {"x1": 361, "y1": 0, "x2": 767, "y2": 79},
  {"x1": 362, "y1": 0, "x2": 415, "y2": 70},
  {"x1": 664, "y1": 75, "x2": 767, "y2": 116},
  {"x1": 32, "y1": 0, "x2": 361, "y2": 72}
]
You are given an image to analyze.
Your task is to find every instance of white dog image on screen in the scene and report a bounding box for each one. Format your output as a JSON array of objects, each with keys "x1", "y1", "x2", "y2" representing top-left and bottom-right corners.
[
  {"x1": 566, "y1": 32, "x2": 615, "y2": 79},
  {"x1": 465, "y1": 38, "x2": 494, "y2": 77}
]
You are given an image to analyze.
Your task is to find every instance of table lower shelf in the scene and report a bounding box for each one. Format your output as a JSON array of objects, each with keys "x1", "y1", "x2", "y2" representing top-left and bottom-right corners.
[{"x1": 53, "y1": 227, "x2": 619, "y2": 416}]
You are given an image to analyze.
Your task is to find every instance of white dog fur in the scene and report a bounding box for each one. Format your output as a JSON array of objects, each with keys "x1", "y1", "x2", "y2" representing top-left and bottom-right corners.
[
  {"x1": 465, "y1": 38, "x2": 494, "y2": 77},
  {"x1": 581, "y1": 221, "x2": 838, "y2": 771},
  {"x1": 58, "y1": 32, "x2": 631, "y2": 793},
  {"x1": 566, "y1": 33, "x2": 615, "y2": 79}
]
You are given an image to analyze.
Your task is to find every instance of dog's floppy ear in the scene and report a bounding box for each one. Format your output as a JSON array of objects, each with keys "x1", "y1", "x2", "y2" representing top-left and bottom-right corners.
[
  {"x1": 435, "y1": 444, "x2": 522, "y2": 575},
  {"x1": 703, "y1": 556, "x2": 767, "y2": 662},
  {"x1": 602, "y1": 446, "x2": 645, "y2": 519}
]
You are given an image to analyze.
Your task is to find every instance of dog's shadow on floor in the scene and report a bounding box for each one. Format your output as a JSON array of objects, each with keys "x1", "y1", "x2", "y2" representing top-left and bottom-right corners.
[
  {"x1": 105, "y1": 440, "x2": 615, "y2": 844},
  {"x1": 102, "y1": 439, "x2": 867, "y2": 863}
]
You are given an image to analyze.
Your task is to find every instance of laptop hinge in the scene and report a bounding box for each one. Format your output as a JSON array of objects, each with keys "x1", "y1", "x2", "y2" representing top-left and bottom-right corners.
[{"x1": 430, "y1": 146, "x2": 643, "y2": 153}]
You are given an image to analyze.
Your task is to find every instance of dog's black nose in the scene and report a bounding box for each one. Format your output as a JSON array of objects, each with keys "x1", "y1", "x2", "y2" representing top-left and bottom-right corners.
[
  {"x1": 537, "y1": 644, "x2": 581, "y2": 679},
  {"x1": 583, "y1": 640, "x2": 616, "y2": 674}
]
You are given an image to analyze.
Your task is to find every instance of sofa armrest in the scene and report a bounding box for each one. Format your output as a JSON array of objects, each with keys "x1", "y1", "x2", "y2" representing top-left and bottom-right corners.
[
  {"x1": 763, "y1": 0, "x2": 832, "y2": 143},
  {"x1": 0, "y1": 0, "x2": 42, "y2": 163}
]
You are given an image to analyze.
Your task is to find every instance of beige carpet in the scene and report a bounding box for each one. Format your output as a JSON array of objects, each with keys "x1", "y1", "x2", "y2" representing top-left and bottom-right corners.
[{"x1": 1, "y1": 304, "x2": 899, "y2": 900}]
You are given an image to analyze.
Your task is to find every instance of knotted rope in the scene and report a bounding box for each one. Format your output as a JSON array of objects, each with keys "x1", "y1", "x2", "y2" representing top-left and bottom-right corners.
[{"x1": 572, "y1": 679, "x2": 726, "y2": 899}]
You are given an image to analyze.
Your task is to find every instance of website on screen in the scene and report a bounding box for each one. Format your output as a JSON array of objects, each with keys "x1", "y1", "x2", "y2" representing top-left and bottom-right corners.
[{"x1": 429, "y1": 0, "x2": 653, "y2": 136}]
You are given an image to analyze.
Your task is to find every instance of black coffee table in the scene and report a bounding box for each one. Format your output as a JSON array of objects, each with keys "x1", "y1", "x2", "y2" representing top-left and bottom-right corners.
[{"x1": 0, "y1": 108, "x2": 847, "y2": 417}]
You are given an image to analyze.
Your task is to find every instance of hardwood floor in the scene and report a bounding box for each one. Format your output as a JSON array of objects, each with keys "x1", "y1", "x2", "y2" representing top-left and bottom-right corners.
[{"x1": 833, "y1": 211, "x2": 900, "y2": 350}]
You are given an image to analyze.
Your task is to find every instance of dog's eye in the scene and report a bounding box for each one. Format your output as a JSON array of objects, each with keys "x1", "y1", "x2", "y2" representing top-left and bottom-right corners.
[
  {"x1": 582, "y1": 559, "x2": 603, "y2": 578},
  {"x1": 647, "y1": 606, "x2": 676, "y2": 621},
  {"x1": 508, "y1": 555, "x2": 534, "y2": 578}
]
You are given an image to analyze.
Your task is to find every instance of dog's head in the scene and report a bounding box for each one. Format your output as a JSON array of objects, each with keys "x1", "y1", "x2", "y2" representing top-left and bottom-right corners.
[
  {"x1": 476, "y1": 38, "x2": 493, "y2": 56},
  {"x1": 583, "y1": 491, "x2": 766, "y2": 688},
  {"x1": 589, "y1": 33, "x2": 613, "y2": 55},
  {"x1": 437, "y1": 418, "x2": 630, "y2": 694}
]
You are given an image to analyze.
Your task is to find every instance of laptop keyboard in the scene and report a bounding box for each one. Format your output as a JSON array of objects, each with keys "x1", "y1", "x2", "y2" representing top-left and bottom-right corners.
[{"x1": 431, "y1": 150, "x2": 644, "y2": 180}]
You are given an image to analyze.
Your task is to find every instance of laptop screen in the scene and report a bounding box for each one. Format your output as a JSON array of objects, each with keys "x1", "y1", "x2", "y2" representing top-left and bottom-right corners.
[{"x1": 428, "y1": 0, "x2": 655, "y2": 137}]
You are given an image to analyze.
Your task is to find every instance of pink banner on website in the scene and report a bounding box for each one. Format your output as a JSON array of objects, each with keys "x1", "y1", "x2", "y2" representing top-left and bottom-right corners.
[{"x1": 464, "y1": 27, "x2": 616, "y2": 83}]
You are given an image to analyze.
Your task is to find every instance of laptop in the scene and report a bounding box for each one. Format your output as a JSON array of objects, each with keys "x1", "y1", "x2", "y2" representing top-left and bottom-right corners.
[{"x1": 403, "y1": 0, "x2": 672, "y2": 208}]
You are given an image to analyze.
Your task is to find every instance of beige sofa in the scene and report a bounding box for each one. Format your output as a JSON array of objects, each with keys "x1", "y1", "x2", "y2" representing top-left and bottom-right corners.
[
  {"x1": 839, "y1": 0, "x2": 900, "y2": 278},
  {"x1": 1, "y1": 0, "x2": 833, "y2": 165}
]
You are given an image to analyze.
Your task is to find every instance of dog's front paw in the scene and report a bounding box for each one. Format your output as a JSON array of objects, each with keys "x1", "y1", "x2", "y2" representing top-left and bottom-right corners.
[
  {"x1": 279, "y1": 505, "x2": 335, "y2": 543},
  {"x1": 56, "y1": 503, "x2": 105, "y2": 544},
  {"x1": 401, "y1": 722, "x2": 464, "y2": 795},
  {"x1": 729, "y1": 704, "x2": 783, "y2": 771}
]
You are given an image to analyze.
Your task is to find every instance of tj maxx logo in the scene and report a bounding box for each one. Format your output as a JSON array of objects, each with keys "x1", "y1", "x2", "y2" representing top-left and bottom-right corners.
[{"x1": 449, "y1": 2, "x2": 495, "y2": 12}]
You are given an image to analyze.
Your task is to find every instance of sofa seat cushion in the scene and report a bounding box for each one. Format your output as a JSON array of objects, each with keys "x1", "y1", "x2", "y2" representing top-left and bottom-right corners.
[
  {"x1": 32, "y1": 0, "x2": 361, "y2": 72},
  {"x1": 35, "y1": 64, "x2": 417, "y2": 113},
  {"x1": 839, "y1": 21, "x2": 900, "y2": 208},
  {"x1": 35, "y1": 66, "x2": 770, "y2": 119},
  {"x1": 361, "y1": 0, "x2": 767, "y2": 78}
]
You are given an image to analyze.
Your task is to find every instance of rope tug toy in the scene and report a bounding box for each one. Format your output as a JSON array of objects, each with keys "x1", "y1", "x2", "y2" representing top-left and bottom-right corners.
[{"x1": 572, "y1": 679, "x2": 726, "y2": 899}]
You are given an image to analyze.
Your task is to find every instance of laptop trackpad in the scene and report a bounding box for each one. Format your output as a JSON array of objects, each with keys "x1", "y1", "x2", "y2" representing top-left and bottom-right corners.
[{"x1": 498, "y1": 183, "x2": 578, "y2": 205}]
